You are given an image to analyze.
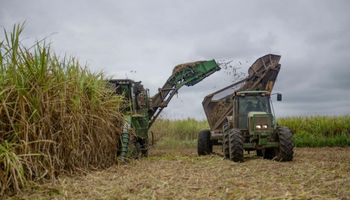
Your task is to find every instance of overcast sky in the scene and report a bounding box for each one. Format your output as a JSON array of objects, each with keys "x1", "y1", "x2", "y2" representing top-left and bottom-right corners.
[{"x1": 1, "y1": 0, "x2": 350, "y2": 119}]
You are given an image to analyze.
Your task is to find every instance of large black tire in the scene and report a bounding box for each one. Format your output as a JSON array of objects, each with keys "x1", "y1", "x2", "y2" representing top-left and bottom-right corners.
[
  {"x1": 223, "y1": 129, "x2": 230, "y2": 159},
  {"x1": 228, "y1": 129, "x2": 244, "y2": 162},
  {"x1": 197, "y1": 129, "x2": 213, "y2": 156},
  {"x1": 275, "y1": 126, "x2": 294, "y2": 161}
]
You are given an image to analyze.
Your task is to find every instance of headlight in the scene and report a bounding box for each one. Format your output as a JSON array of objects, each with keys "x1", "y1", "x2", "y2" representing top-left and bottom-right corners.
[
  {"x1": 263, "y1": 125, "x2": 268, "y2": 129},
  {"x1": 256, "y1": 125, "x2": 262, "y2": 129}
]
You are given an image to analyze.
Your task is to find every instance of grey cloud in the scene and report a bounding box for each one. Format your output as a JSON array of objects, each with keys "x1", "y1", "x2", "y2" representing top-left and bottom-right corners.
[
  {"x1": 1, "y1": 0, "x2": 350, "y2": 119},
  {"x1": 194, "y1": 30, "x2": 277, "y2": 59}
]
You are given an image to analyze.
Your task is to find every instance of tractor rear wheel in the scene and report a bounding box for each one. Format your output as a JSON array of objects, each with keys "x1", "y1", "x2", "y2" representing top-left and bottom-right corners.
[
  {"x1": 276, "y1": 126, "x2": 294, "y2": 161},
  {"x1": 197, "y1": 129, "x2": 213, "y2": 155},
  {"x1": 228, "y1": 129, "x2": 244, "y2": 162},
  {"x1": 223, "y1": 129, "x2": 230, "y2": 159}
]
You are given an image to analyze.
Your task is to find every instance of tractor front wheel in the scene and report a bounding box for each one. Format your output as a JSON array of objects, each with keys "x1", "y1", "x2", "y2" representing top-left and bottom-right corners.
[
  {"x1": 276, "y1": 126, "x2": 294, "y2": 161},
  {"x1": 197, "y1": 129, "x2": 213, "y2": 155}
]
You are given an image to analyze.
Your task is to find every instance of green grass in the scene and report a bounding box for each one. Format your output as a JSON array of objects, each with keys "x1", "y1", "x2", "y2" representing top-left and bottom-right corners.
[
  {"x1": 151, "y1": 116, "x2": 350, "y2": 148},
  {"x1": 0, "y1": 24, "x2": 123, "y2": 196},
  {"x1": 150, "y1": 118, "x2": 208, "y2": 141},
  {"x1": 154, "y1": 137, "x2": 197, "y2": 149},
  {"x1": 150, "y1": 118, "x2": 207, "y2": 149},
  {"x1": 278, "y1": 116, "x2": 350, "y2": 147}
]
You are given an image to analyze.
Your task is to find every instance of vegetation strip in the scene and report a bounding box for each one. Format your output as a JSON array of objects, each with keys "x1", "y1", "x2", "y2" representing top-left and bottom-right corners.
[
  {"x1": 151, "y1": 116, "x2": 350, "y2": 147},
  {"x1": 0, "y1": 24, "x2": 123, "y2": 196}
]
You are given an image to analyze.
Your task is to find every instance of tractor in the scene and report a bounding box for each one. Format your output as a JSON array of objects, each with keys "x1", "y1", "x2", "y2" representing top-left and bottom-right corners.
[{"x1": 198, "y1": 54, "x2": 294, "y2": 162}]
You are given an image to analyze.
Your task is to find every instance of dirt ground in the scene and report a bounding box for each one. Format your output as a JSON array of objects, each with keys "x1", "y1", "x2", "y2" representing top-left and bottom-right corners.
[{"x1": 11, "y1": 147, "x2": 350, "y2": 200}]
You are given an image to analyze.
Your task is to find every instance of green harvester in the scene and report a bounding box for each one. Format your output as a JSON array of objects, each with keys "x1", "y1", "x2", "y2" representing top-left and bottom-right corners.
[{"x1": 109, "y1": 60, "x2": 220, "y2": 160}]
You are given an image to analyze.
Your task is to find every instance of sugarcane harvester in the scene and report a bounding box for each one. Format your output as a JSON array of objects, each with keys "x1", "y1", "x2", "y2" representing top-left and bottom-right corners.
[
  {"x1": 109, "y1": 60, "x2": 220, "y2": 160},
  {"x1": 199, "y1": 54, "x2": 294, "y2": 162}
]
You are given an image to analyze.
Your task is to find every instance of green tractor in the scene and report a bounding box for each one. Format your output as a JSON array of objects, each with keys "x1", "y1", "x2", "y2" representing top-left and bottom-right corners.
[{"x1": 199, "y1": 54, "x2": 294, "y2": 162}]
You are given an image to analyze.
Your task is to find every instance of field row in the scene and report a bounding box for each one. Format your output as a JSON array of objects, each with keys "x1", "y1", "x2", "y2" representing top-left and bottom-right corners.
[{"x1": 12, "y1": 147, "x2": 350, "y2": 200}]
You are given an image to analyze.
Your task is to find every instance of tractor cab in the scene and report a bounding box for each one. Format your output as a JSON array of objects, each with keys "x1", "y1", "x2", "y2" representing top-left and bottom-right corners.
[
  {"x1": 231, "y1": 90, "x2": 278, "y2": 149},
  {"x1": 234, "y1": 90, "x2": 274, "y2": 131}
]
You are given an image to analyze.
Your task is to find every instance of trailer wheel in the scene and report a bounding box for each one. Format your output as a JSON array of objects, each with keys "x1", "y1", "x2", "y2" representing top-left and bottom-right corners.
[
  {"x1": 229, "y1": 129, "x2": 244, "y2": 162},
  {"x1": 276, "y1": 126, "x2": 294, "y2": 161},
  {"x1": 197, "y1": 129, "x2": 212, "y2": 155},
  {"x1": 223, "y1": 129, "x2": 230, "y2": 159}
]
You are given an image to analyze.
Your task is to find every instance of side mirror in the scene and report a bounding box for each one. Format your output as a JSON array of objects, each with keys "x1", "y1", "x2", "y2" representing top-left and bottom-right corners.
[{"x1": 277, "y1": 93, "x2": 282, "y2": 101}]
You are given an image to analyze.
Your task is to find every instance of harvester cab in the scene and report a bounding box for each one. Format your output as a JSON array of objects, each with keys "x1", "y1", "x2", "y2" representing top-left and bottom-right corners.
[{"x1": 110, "y1": 79, "x2": 150, "y2": 114}]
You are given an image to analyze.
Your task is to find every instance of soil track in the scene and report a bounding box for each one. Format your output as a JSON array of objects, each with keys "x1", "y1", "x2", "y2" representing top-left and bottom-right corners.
[{"x1": 13, "y1": 147, "x2": 350, "y2": 200}]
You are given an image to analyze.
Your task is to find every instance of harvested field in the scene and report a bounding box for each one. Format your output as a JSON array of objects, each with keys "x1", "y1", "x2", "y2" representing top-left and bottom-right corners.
[{"x1": 12, "y1": 147, "x2": 350, "y2": 200}]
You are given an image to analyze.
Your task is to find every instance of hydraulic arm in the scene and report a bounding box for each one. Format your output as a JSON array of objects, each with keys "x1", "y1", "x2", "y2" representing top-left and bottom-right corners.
[{"x1": 148, "y1": 60, "x2": 220, "y2": 127}]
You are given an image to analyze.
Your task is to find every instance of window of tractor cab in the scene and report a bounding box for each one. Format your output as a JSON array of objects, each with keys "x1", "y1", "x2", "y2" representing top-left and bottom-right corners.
[
  {"x1": 237, "y1": 95, "x2": 271, "y2": 129},
  {"x1": 238, "y1": 95, "x2": 271, "y2": 114}
]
